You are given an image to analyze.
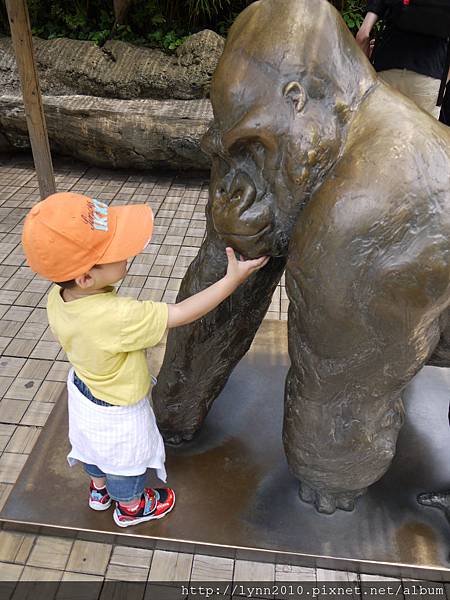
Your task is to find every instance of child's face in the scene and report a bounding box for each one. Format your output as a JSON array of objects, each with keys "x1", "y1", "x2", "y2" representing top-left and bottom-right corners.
[{"x1": 89, "y1": 260, "x2": 128, "y2": 288}]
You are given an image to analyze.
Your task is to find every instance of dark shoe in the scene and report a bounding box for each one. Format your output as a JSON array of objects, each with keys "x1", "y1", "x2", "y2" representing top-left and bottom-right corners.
[{"x1": 88, "y1": 482, "x2": 112, "y2": 511}]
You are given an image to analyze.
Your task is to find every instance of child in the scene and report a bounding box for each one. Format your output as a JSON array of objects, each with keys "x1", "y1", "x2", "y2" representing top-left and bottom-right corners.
[{"x1": 21, "y1": 192, "x2": 268, "y2": 528}]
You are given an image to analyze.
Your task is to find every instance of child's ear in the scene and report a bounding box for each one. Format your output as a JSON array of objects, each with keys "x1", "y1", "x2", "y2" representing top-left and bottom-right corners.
[{"x1": 75, "y1": 272, "x2": 94, "y2": 289}]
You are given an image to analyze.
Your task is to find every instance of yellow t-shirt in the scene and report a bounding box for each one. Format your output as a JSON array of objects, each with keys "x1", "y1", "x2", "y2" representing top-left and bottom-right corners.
[{"x1": 46, "y1": 286, "x2": 168, "y2": 406}]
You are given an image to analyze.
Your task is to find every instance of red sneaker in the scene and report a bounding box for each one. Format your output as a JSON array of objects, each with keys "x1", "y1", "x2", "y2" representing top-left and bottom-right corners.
[{"x1": 113, "y1": 487, "x2": 175, "y2": 528}]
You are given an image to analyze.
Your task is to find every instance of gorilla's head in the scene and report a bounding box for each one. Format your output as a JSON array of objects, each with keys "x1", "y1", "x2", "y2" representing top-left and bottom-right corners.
[{"x1": 203, "y1": 0, "x2": 376, "y2": 258}]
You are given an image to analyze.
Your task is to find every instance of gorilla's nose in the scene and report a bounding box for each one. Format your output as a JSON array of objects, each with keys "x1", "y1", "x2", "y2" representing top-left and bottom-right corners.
[
  {"x1": 212, "y1": 171, "x2": 272, "y2": 237},
  {"x1": 214, "y1": 171, "x2": 256, "y2": 217}
]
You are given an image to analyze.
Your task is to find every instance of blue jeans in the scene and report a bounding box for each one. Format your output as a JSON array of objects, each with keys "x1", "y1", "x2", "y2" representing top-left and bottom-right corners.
[{"x1": 84, "y1": 463, "x2": 147, "y2": 502}]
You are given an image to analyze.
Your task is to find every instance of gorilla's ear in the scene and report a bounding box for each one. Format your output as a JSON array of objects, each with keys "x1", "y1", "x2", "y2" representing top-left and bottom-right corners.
[{"x1": 283, "y1": 81, "x2": 307, "y2": 113}]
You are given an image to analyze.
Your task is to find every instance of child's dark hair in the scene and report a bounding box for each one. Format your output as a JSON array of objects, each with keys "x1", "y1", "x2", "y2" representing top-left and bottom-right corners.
[{"x1": 56, "y1": 279, "x2": 76, "y2": 289}]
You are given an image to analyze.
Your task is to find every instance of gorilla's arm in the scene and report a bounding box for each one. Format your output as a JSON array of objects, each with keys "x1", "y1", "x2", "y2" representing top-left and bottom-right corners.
[{"x1": 153, "y1": 225, "x2": 286, "y2": 443}]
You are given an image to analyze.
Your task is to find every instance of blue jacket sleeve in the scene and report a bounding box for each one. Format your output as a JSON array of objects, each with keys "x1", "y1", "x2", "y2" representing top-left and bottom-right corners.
[{"x1": 367, "y1": 0, "x2": 387, "y2": 18}]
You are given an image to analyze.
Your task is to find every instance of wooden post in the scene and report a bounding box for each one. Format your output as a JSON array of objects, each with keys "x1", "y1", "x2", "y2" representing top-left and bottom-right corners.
[{"x1": 5, "y1": 0, "x2": 56, "y2": 199}]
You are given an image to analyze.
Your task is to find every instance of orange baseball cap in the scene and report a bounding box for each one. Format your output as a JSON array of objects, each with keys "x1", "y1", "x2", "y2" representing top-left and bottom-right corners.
[{"x1": 22, "y1": 192, "x2": 154, "y2": 281}]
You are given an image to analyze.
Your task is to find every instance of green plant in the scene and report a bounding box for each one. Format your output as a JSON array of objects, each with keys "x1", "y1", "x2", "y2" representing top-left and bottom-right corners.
[
  {"x1": 147, "y1": 29, "x2": 187, "y2": 50},
  {"x1": 188, "y1": 0, "x2": 231, "y2": 21},
  {"x1": 0, "y1": 0, "x2": 366, "y2": 52},
  {"x1": 341, "y1": 0, "x2": 365, "y2": 33}
]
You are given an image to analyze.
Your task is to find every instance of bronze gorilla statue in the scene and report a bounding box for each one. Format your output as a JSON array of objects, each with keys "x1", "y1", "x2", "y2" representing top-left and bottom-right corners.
[{"x1": 153, "y1": 0, "x2": 450, "y2": 514}]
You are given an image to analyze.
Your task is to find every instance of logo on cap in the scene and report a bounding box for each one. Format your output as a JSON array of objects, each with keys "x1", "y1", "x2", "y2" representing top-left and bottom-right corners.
[{"x1": 82, "y1": 198, "x2": 109, "y2": 232}]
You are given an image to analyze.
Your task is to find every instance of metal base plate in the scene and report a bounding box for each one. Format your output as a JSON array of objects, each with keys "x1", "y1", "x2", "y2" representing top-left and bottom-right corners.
[{"x1": 2, "y1": 321, "x2": 450, "y2": 580}]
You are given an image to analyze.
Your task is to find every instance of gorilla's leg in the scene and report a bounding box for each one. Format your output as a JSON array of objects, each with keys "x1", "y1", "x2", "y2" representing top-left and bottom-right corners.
[
  {"x1": 153, "y1": 227, "x2": 286, "y2": 444},
  {"x1": 417, "y1": 490, "x2": 450, "y2": 524},
  {"x1": 427, "y1": 308, "x2": 450, "y2": 367},
  {"x1": 283, "y1": 217, "x2": 448, "y2": 514}
]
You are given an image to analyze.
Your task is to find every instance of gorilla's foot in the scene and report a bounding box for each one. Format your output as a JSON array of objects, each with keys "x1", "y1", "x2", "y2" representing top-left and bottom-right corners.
[
  {"x1": 298, "y1": 481, "x2": 366, "y2": 514},
  {"x1": 162, "y1": 430, "x2": 195, "y2": 446},
  {"x1": 417, "y1": 490, "x2": 450, "y2": 522}
]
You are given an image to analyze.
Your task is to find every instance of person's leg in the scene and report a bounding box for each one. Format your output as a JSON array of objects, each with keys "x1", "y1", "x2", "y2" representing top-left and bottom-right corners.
[
  {"x1": 107, "y1": 471, "x2": 147, "y2": 506},
  {"x1": 105, "y1": 471, "x2": 176, "y2": 528},
  {"x1": 83, "y1": 463, "x2": 106, "y2": 489},
  {"x1": 83, "y1": 464, "x2": 112, "y2": 511},
  {"x1": 379, "y1": 69, "x2": 441, "y2": 118}
]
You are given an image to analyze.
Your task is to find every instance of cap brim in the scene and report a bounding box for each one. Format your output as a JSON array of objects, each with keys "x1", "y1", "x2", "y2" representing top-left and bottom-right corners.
[{"x1": 98, "y1": 204, "x2": 154, "y2": 264}]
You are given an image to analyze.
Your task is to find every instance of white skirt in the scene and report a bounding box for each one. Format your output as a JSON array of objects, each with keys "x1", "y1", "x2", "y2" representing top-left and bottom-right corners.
[{"x1": 66, "y1": 369, "x2": 167, "y2": 481}]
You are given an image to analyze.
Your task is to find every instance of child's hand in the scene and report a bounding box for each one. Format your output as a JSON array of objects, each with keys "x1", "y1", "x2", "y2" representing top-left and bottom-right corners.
[{"x1": 225, "y1": 247, "x2": 270, "y2": 286}]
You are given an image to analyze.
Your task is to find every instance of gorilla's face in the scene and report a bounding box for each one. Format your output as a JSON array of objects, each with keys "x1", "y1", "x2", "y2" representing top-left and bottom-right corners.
[{"x1": 203, "y1": 55, "x2": 344, "y2": 258}]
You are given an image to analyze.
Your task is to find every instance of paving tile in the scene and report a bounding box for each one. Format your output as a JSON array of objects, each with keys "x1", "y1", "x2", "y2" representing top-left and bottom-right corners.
[
  {"x1": 2, "y1": 306, "x2": 33, "y2": 321},
  {"x1": 234, "y1": 560, "x2": 275, "y2": 582},
  {"x1": 0, "y1": 357, "x2": 26, "y2": 377},
  {"x1": 30, "y1": 341, "x2": 61, "y2": 360},
  {"x1": 275, "y1": 564, "x2": 316, "y2": 581},
  {"x1": 148, "y1": 265, "x2": 172, "y2": 277},
  {"x1": 315, "y1": 568, "x2": 358, "y2": 582},
  {"x1": 162, "y1": 290, "x2": 178, "y2": 302},
  {"x1": 0, "y1": 399, "x2": 30, "y2": 424},
  {"x1": 16, "y1": 321, "x2": 47, "y2": 340},
  {"x1": 33, "y1": 380, "x2": 66, "y2": 404},
  {"x1": 109, "y1": 546, "x2": 153, "y2": 569},
  {"x1": 40, "y1": 326, "x2": 57, "y2": 342},
  {"x1": 60, "y1": 570, "x2": 104, "y2": 582},
  {"x1": 20, "y1": 565, "x2": 63, "y2": 581},
  {"x1": 0, "y1": 290, "x2": 20, "y2": 305},
  {"x1": 24, "y1": 279, "x2": 51, "y2": 294},
  {"x1": 122, "y1": 275, "x2": 146, "y2": 288},
  {"x1": 105, "y1": 563, "x2": 148, "y2": 582},
  {"x1": 0, "y1": 482, "x2": 13, "y2": 510},
  {"x1": 191, "y1": 555, "x2": 234, "y2": 582},
  {"x1": 128, "y1": 262, "x2": 154, "y2": 276},
  {"x1": 0, "y1": 561, "x2": 23, "y2": 581},
  {"x1": 0, "y1": 266, "x2": 17, "y2": 278},
  {"x1": 0, "y1": 336, "x2": 10, "y2": 353},
  {"x1": 0, "y1": 423, "x2": 16, "y2": 451},
  {"x1": 148, "y1": 550, "x2": 193, "y2": 582},
  {"x1": 46, "y1": 361, "x2": 70, "y2": 382},
  {"x1": 0, "y1": 320, "x2": 22, "y2": 337},
  {"x1": 15, "y1": 291, "x2": 44, "y2": 307},
  {"x1": 0, "y1": 452, "x2": 28, "y2": 483},
  {"x1": 138, "y1": 289, "x2": 164, "y2": 301},
  {"x1": 0, "y1": 376, "x2": 14, "y2": 398},
  {"x1": 20, "y1": 401, "x2": 53, "y2": 426},
  {"x1": 15, "y1": 267, "x2": 34, "y2": 281},
  {"x1": 0, "y1": 531, "x2": 35, "y2": 564},
  {"x1": 18, "y1": 358, "x2": 53, "y2": 380},
  {"x1": 166, "y1": 279, "x2": 181, "y2": 292},
  {"x1": 117, "y1": 287, "x2": 140, "y2": 299},
  {"x1": 3, "y1": 338, "x2": 37, "y2": 358},
  {"x1": 145, "y1": 277, "x2": 168, "y2": 291},
  {"x1": 5, "y1": 378, "x2": 41, "y2": 401},
  {"x1": 27, "y1": 536, "x2": 73, "y2": 571},
  {"x1": 5, "y1": 425, "x2": 40, "y2": 454},
  {"x1": 67, "y1": 541, "x2": 112, "y2": 576},
  {"x1": 27, "y1": 308, "x2": 47, "y2": 324}
]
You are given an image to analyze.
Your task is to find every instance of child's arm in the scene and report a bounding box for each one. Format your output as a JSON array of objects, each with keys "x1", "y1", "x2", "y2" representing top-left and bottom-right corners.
[{"x1": 167, "y1": 247, "x2": 269, "y2": 328}]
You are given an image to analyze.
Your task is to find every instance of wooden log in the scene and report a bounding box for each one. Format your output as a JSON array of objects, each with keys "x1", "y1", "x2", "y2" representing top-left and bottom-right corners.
[
  {"x1": 0, "y1": 95, "x2": 213, "y2": 171},
  {"x1": 5, "y1": 0, "x2": 55, "y2": 199}
]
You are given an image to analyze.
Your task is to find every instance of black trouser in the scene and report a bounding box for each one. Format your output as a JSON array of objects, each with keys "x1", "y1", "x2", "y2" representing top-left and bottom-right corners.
[{"x1": 439, "y1": 81, "x2": 450, "y2": 125}]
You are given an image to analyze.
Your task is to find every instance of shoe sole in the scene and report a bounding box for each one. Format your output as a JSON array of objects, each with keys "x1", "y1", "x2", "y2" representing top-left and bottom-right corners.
[
  {"x1": 89, "y1": 499, "x2": 112, "y2": 511},
  {"x1": 113, "y1": 491, "x2": 176, "y2": 528}
]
